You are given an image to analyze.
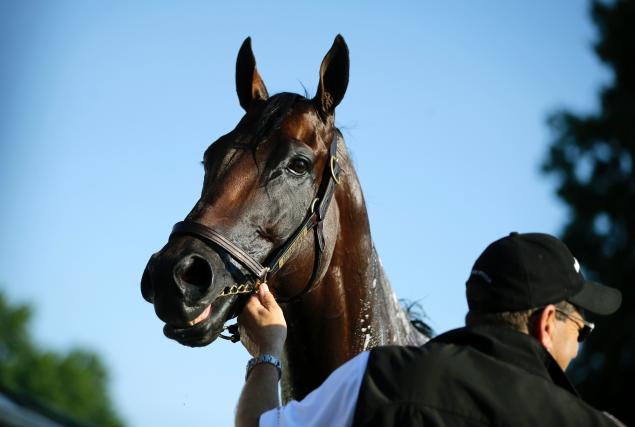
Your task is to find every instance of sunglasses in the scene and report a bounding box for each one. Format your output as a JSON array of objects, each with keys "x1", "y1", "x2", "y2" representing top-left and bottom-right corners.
[{"x1": 555, "y1": 308, "x2": 595, "y2": 342}]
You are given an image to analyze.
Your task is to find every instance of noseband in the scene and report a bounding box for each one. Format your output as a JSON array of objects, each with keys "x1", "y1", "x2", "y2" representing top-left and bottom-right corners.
[{"x1": 170, "y1": 133, "x2": 341, "y2": 334}]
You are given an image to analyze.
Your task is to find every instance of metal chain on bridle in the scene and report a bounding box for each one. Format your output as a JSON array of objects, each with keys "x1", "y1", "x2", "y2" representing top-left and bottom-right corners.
[{"x1": 169, "y1": 133, "x2": 342, "y2": 342}]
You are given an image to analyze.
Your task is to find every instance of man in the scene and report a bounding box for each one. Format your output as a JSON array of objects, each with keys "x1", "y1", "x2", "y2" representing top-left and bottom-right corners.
[{"x1": 235, "y1": 232, "x2": 624, "y2": 426}]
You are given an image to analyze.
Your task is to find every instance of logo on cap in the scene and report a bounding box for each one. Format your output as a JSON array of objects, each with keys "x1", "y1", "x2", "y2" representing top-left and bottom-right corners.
[{"x1": 471, "y1": 269, "x2": 492, "y2": 284}]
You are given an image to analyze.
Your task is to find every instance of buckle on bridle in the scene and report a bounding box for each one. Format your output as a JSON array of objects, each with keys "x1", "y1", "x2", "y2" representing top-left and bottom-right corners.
[
  {"x1": 310, "y1": 197, "x2": 320, "y2": 213},
  {"x1": 330, "y1": 156, "x2": 340, "y2": 184}
]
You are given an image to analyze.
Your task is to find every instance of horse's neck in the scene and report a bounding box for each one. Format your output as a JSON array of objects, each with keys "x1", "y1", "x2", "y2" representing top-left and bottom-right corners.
[
  {"x1": 281, "y1": 143, "x2": 427, "y2": 401},
  {"x1": 359, "y1": 246, "x2": 429, "y2": 348}
]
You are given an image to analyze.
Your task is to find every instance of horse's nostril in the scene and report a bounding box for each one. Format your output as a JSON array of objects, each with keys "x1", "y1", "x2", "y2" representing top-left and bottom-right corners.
[{"x1": 173, "y1": 254, "x2": 213, "y2": 292}]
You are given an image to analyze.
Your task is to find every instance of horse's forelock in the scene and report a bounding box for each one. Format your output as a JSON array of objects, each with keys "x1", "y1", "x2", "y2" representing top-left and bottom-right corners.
[
  {"x1": 238, "y1": 92, "x2": 308, "y2": 178},
  {"x1": 252, "y1": 93, "x2": 306, "y2": 145}
]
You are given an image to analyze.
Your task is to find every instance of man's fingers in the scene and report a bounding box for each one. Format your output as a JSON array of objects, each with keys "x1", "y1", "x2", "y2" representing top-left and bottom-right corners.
[
  {"x1": 238, "y1": 295, "x2": 263, "y2": 331},
  {"x1": 243, "y1": 293, "x2": 264, "y2": 315},
  {"x1": 259, "y1": 283, "x2": 278, "y2": 310}
]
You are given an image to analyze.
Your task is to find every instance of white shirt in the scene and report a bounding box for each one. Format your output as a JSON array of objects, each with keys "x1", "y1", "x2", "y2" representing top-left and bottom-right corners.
[{"x1": 259, "y1": 351, "x2": 370, "y2": 427}]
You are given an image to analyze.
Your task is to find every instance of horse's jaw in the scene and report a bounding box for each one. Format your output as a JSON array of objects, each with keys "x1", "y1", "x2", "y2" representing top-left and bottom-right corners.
[{"x1": 161, "y1": 294, "x2": 238, "y2": 347}]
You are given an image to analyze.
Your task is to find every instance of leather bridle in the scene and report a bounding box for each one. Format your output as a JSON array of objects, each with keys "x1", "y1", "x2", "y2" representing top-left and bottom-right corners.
[{"x1": 169, "y1": 133, "x2": 342, "y2": 338}]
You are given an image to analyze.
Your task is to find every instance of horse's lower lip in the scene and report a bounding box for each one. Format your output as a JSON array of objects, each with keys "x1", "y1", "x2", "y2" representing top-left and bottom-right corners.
[
  {"x1": 164, "y1": 316, "x2": 219, "y2": 346},
  {"x1": 163, "y1": 295, "x2": 237, "y2": 347}
]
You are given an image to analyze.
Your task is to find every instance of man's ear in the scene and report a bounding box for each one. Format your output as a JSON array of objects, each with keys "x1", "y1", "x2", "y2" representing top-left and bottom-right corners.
[{"x1": 534, "y1": 305, "x2": 558, "y2": 351}]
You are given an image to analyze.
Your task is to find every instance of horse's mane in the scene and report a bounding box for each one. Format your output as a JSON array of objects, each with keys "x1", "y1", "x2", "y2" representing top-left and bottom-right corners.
[{"x1": 401, "y1": 299, "x2": 435, "y2": 337}]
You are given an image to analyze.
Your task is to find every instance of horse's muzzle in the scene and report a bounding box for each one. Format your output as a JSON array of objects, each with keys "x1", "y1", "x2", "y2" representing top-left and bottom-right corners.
[
  {"x1": 141, "y1": 253, "x2": 158, "y2": 303},
  {"x1": 140, "y1": 236, "x2": 247, "y2": 347}
]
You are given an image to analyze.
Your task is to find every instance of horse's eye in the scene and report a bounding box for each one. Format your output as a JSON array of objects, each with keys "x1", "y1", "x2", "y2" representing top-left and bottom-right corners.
[{"x1": 287, "y1": 157, "x2": 310, "y2": 176}]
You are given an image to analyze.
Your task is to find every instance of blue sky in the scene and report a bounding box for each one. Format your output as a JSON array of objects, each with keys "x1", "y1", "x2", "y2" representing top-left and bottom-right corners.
[{"x1": 0, "y1": 1, "x2": 608, "y2": 426}]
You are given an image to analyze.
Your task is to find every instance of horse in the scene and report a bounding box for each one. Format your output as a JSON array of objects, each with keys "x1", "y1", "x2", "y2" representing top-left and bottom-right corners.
[{"x1": 141, "y1": 35, "x2": 429, "y2": 401}]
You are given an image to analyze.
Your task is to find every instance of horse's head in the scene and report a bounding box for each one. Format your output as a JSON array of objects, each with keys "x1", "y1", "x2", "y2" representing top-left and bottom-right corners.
[{"x1": 141, "y1": 36, "x2": 349, "y2": 347}]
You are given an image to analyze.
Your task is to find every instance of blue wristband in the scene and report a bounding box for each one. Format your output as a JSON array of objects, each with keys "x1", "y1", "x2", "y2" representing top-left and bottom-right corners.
[{"x1": 245, "y1": 354, "x2": 282, "y2": 381}]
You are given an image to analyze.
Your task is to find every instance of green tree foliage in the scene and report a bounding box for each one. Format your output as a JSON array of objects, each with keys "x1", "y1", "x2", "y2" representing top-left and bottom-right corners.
[
  {"x1": 0, "y1": 290, "x2": 124, "y2": 427},
  {"x1": 543, "y1": 0, "x2": 634, "y2": 423}
]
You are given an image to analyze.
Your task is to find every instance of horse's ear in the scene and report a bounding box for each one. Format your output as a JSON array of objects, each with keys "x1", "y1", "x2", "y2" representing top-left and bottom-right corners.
[
  {"x1": 236, "y1": 37, "x2": 269, "y2": 111},
  {"x1": 314, "y1": 34, "x2": 349, "y2": 117}
]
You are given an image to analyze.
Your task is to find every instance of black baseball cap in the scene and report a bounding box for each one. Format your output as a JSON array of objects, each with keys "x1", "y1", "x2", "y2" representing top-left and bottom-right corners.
[{"x1": 466, "y1": 232, "x2": 622, "y2": 315}]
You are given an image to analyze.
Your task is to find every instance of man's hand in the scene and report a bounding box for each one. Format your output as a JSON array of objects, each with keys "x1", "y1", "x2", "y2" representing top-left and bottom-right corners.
[
  {"x1": 236, "y1": 283, "x2": 286, "y2": 427},
  {"x1": 238, "y1": 283, "x2": 287, "y2": 358}
]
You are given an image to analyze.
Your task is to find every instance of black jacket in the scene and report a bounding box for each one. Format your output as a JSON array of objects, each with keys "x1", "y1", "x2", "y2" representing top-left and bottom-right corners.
[{"x1": 352, "y1": 326, "x2": 620, "y2": 426}]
